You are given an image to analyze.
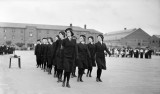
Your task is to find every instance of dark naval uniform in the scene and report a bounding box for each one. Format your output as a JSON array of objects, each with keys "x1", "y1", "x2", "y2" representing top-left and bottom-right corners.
[
  {"x1": 62, "y1": 38, "x2": 77, "y2": 72},
  {"x1": 47, "y1": 43, "x2": 55, "y2": 74},
  {"x1": 62, "y1": 37, "x2": 77, "y2": 87},
  {"x1": 55, "y1": 39, "x2": 64, "y2": 81},
  {"x1": 41, "y1": 44, "x2": 48, "y2": 71},
  {"x1": 87, "y1": 43, "x2": 96, "y2": 77},
  {"x1": 35, "y1": 44, "x2": 42, "y2": 67},
  {"x1": 77, "y1": 42, "x2": 90, "y2": 69},
  {"x1": 77, "y1": 42, "x2": 90, "y2": 82},
  {"x1": 87, "y1": 43, "x2": 96, "y2": 67},
  {"x1": 95, "y1": 42, "x2": 111, "y2": 70},
  {"x1": 95, "y1": 41, "x2": 111, "y2": 82}
]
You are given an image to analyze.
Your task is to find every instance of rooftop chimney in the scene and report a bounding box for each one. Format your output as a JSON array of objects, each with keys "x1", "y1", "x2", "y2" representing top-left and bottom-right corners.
[
  {"x1": 70, "y1": 23, "x2": 72, "y2": 27},
  {"x1": 84, "y1": 24, "x2": 87, "y2": 29},
  {"x1": 124, "y1": 28, "x2": 127, "y2": 30}
]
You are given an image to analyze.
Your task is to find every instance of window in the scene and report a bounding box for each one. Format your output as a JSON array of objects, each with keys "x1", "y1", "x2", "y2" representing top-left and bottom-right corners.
[
  {"x1": 153, "y1": 40, "x2": 155, "y2": 43},
  {"x1": 4, "y1": 36, "x2": 6, "y2": 40},
  {"x1": 138, "y1": 43, "x2": 141, "y2": 46},
  {"x1": 21, "y1": 30, "x2": 23, "y2": 33},
  {"x1": 29, "y1": 32, "x2": 33, "y2": 37},
  {"x1": 12, "y1": 35, "x2": 15, "y2": 39},
  {"x1": 12, "y1": 29, "x2": 15, "y2": 33},
  {"x1": 39, "y1": 30, "x2": 41, "y2": 33},
  {"x1": 38, "y1": 37, "x2": 41, "y2": 40},
  {"x1": 4, "y1": 29, "x2": 6, "y2": 33},
  {"x1": 143, "y1": 40, "x2": 148, "y2": 42},
  {"x1": 47, "y1": 31, "x2": 49, "y2": 34}
]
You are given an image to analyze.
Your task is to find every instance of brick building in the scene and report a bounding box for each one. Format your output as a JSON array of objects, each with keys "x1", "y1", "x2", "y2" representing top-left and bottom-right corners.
[
  {"x1": 149, "y1": 35, "x2": 160, "y2": 52},
  {"x1": 104, "y1": 28, "x2": 151, "y2": 49},
  {"x1": 0, "y1": 22, "x2": 102, "y2": 48}
]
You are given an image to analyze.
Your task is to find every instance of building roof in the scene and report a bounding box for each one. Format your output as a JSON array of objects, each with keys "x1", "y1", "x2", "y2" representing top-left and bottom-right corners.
[
  {"x1": 154, "y1": 35, "x2": 160, "y2": 39},
  {"x1": 0, "y1": 22, "x2": 84, "y2": 31},
  {"x1": 104, "y1": 28, "x2": 137, "y2": 40},
  {"x1": 84, "y1": 29, "x2": 103, "y2": 34},
  {"x1": 0, "y1": 22, "x2": 102, "y2": 34}
]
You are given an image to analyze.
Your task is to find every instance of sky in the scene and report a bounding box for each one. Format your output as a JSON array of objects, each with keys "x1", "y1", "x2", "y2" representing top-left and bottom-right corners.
[{"x1": 0, "y1": 0, "x2": 160, "y2": 35}]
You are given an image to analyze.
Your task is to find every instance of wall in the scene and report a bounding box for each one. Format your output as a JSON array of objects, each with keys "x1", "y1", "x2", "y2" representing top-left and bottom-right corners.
[
  {"x1": 149, "y1": 35, "x2": 160, "y2": 52},
  {"x1": 0, "y1": 25, "x2": 101, "y2": 46},
  {"x1": 125, "y1": 28, "x2": 150, "y2": 48}
]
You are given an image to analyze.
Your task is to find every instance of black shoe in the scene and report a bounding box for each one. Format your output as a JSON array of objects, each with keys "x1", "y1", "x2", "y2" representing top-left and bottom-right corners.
[
  {"x1": 57, "y1": 79, "x2": 60, "y2": 83},
  {"x1": 54, "y1": 74, "x2": 57, "y2": 78},
  {"x1": 73, "y1": 74, "x2": 77, "y2": 77},
  {"x1": 86, "y1": 73, "x2": 88, "y2": 77},
  {"x1": 99, "y1": 78, "x2": 102, "y2": 82},
  {"x1": 66, "y1": 82, "x2": 71, "y2": 88},
  {"x1": 80, "y1": 79, "x2": 83, "y2": 82},
  {"x1": 71, "y1": 75, "x2": 74, "y2": 78},
  {"x1": 96, "y1": 78, "x2": 99, "y2": 82},
  {"x1": 77, "y1": 77, "x2": 80, "y2": 82},
  {"x1": 89, "y1": 74, "x2": 92, "y2": 77},
  {"x1": 62, "y1": 82, "x2": 65, "y2": 87},
  {"x1": 48, "y1": 72, "x2": 51, "y2": 75},
  {"x1": 59, "y1": 79, "x2": 63, "y2": 82}
]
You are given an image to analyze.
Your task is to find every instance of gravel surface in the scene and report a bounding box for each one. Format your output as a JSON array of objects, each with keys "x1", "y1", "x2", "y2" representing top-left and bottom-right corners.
[{"x1": 0, "y1": 51, "x2": 160, "y2": 94}]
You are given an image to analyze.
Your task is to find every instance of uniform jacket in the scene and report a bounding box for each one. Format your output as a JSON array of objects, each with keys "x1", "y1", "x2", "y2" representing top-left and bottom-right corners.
[
  {"x1": 35, "y1": 44, "x2": 41, "y2": 56},
  {"x1": 77, "y1": 42, "x2": 91, "y2": 69},
  {"x1": 95, "y1": 42, "x2": 111, "y2": 70},
  {"x1": 41, "y1": 44, "x2": 48, "y2": 57},
  {"x1": 62, "y1": 37, "x2": 77, "y2": 72},
  {"x1": 87, "y1": 43, "x2": 96, "y2": 67}
]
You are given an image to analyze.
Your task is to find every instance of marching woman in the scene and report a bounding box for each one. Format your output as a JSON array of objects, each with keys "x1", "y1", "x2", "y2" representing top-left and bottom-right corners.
[
  {"x1": 87, "y1": 36, "x2": 96, "y2": 77},
  {"x1": 77, "y1": 35, "x2": 91, "y2": 82},
  {"x1": 134, "y1": 49, "x2": 137, "y2": 58},
  {"x1": 140, "y1": 48, "x2": 144, "y2": 58},
  {"x1": 61, "y1": 28, "x2": 77, "y2": 88},
  {"x1": 53, "y1": 35, "x2": 59, "y2": 77},
  {"x1": 35, "y1": 39, "x2": 42, "y2": 68},
  {"x1": 47, "y1": 37, "x2": 55, "y2": 74},
  {"x1": 71, "y1": 36, "x2": 78, "y2": 78},
  {"x1": 95, "y1": 34, "x2": 111, "y2": 82},
  {"x1": 145, "y1": 48, "x2": 149, "y2": 59},
  {"x1": 41, "y1": 38, "x2": 48, "y2": 72},
  {"x1": 56, "y1": 31, "x2": 65, "y2": 82}
]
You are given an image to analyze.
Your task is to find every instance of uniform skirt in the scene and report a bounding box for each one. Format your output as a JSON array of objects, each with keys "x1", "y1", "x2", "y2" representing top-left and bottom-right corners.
[
  {"x1": 56, "y1": 56, "x2": 63, "y2": 70},
  {"x1": 77, "y1": 58, "x2": 88, "y2": 69},
  {"x1": 88, "y1": 57, "x2": 96, "y2": 68},
  {"x1": 96, "y1": 56, "x2": 106, "y2": 70},
  {"x1": 47, "y1": 56, "x2": 53, "y2": 67},
  {"x1": 63, "y1": 57, "x2": 74, "y2": 72}
]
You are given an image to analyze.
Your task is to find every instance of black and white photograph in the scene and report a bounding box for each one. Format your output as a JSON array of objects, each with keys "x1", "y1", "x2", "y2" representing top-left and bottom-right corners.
[{"x1": 0, "y1": 0, "x2": 160, "y2": 94}]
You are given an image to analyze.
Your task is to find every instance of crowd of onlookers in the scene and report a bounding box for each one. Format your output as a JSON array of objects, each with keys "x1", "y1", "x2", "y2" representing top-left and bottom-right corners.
[
  {"x1": 0, "y1": 44, "x2": 15, "y2": 55},
  {"x1": 108, "y1": 47, "x2": 153, "y2": 59}
]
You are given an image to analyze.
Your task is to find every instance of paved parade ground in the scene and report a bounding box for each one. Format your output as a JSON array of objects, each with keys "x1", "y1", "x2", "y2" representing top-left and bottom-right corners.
[{"x1": 0, "y1": 51, "x2": 160, "y2": 94}]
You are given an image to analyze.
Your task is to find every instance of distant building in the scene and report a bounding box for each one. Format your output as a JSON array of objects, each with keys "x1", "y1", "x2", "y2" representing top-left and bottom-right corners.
[
  {"x1": 0, "y1": 22, "x2": 102, "y2": 48},
  {"x1": 104, "y1": 28, "x2": 151, "y2": 49},
  {"x1": 149, "y1": 35, "x2": 160, "y2": 52}
]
